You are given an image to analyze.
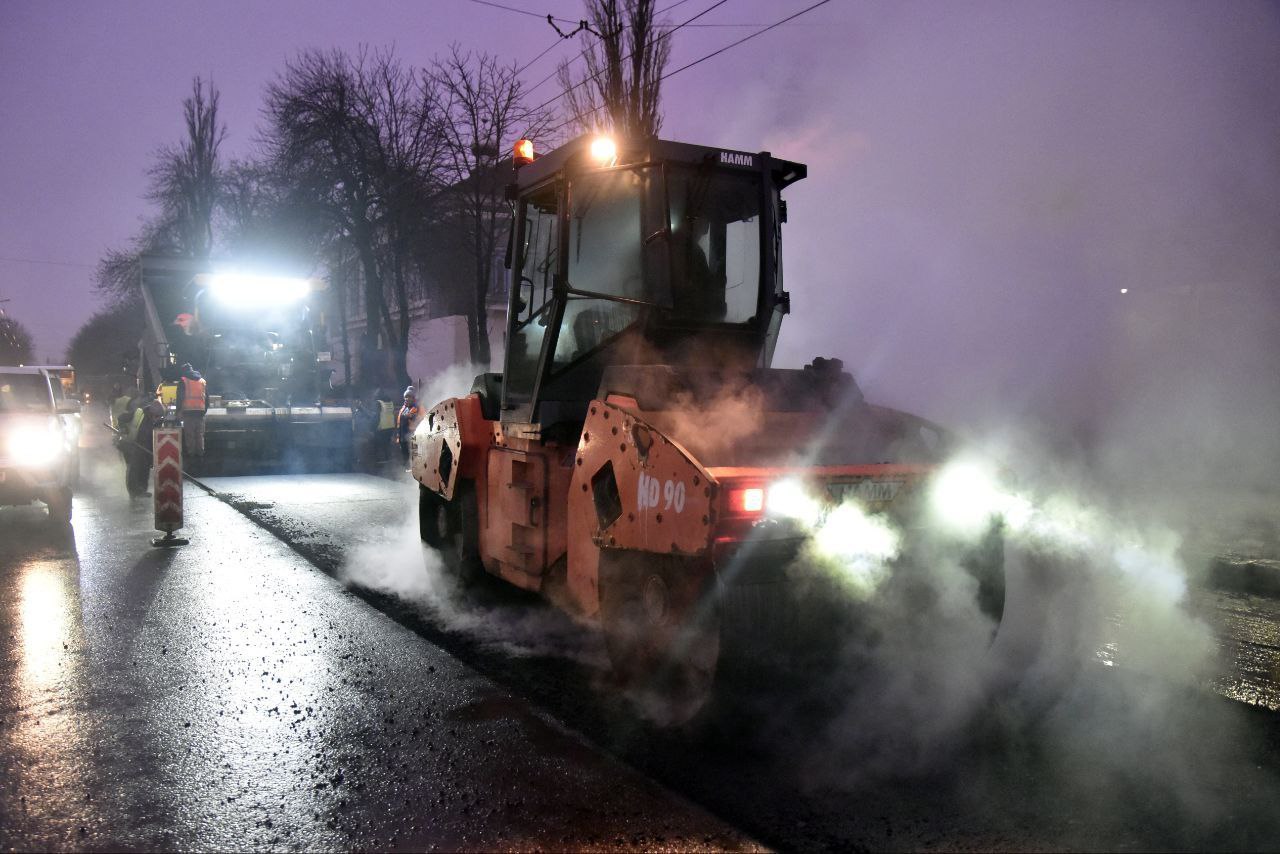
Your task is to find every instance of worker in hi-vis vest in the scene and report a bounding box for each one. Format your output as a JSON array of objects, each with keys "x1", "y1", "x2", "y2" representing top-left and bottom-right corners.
[{"x1": 178, "y1": 363, "x2": 208, "y2": 458}]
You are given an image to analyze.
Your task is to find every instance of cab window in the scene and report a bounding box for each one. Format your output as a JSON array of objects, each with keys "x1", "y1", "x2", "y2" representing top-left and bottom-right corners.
[
  {"x1": 667, "y1": 167, "x2": 762, "y2": 323},
  {"x1": 0, "y1": 374, "x2": 53, "y2": 413},
  {"x1": 506, "y1": 185, "x2": 559, "y2": 412}
]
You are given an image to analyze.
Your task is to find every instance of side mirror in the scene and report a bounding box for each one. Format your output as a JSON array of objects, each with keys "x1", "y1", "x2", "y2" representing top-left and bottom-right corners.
[{"x1": 57, "y1": 400, "x2": 82, "y2": 415}]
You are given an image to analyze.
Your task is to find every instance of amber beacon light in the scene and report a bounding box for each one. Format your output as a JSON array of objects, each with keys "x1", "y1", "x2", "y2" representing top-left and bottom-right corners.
[{"x1": 513, "y1": 139, "x2": 535, "y2": 167}]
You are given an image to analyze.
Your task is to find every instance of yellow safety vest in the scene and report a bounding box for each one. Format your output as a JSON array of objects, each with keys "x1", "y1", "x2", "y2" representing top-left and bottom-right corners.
[
  {"x1": 110, "y1": 395, "x2": 132, "y2": 429},
  {"x1": 126, "y1": 406, "x2": 146, "y2": 442},
  {"x1": 378, "y1": 400, "x2": 396, "y2": 431}
]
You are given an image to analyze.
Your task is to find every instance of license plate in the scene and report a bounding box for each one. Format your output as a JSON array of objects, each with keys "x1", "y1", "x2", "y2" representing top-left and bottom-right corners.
[{"x1": 827, "y1": 479, "x2": 905, "y2": 505}]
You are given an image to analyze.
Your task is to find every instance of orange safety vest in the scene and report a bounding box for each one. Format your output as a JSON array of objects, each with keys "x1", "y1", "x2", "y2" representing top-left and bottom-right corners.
[
  {"x1": 179, "y1": 376, "x2": 207, "y2": 411},
  {"x1": 399, "y1": 403, "x2": 421, "y2": 433}
]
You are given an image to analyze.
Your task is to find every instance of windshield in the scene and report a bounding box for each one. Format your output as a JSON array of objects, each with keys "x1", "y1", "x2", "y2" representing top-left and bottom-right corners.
[
  {"x1": 0, "y1": 374, "x2": 52, "y2": 413},
  {"x1": 667, "y1": 166, "x2": 763, "y2": 324}
]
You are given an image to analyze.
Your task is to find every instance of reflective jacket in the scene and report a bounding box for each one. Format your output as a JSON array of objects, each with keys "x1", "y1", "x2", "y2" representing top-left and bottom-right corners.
[
  {"x1": 179, "y1": 376, "x2": 207, "y2": 412},
  {"x1": 126, "y1": 406, "x2": 147, "y2": 442},
  {"x1": 398, "y1": 403, "x2": 421, "y2": 437},
  {"x1": 110, "y1": 395, "x2": 132, "y2": 431}
]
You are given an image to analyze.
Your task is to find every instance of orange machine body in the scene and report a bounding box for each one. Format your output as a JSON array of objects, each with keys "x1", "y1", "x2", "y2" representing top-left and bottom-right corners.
[{"x1": 412, "y1": 392, "x2": 934, "y2": 620}]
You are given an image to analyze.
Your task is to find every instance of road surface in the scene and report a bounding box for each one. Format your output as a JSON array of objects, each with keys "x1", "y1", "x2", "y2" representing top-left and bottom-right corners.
[
  {"x1": 0, "y1": 440, "x2": 758, "y2": 852},
  {"x1": 3, "y1": 428, "x2": 1280, "y2": 851}
]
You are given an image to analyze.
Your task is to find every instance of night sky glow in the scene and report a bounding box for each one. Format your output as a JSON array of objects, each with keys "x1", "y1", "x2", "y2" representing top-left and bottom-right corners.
[{"x1": 1, "y1": 1, "x2": 1277, "y2": 472}]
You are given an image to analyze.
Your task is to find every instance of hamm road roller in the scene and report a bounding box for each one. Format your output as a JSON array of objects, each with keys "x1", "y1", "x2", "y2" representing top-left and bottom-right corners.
[{"x1": 411, "y1": 134, "x2": 1004, "y2": 717}]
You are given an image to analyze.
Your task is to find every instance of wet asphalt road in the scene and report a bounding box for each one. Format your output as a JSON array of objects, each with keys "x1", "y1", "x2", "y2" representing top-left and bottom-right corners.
[
  {"x1": 0, "y1": 441, "x2": 758, "y2": 851},
  {"x1": 199, "y1": 469, "x2": 1280, "y2": 851},
  {"x1": 5, "y1": 430, "x2": 1280, "y2": 851}
]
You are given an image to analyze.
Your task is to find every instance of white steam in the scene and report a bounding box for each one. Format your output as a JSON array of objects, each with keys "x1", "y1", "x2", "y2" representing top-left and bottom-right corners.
[
  {"x1": 783, "y1": 442, "x2": 1220, "y2": 791},
  {"x1": 340, "y1": 363, "x2": 605, "y2": 667}
]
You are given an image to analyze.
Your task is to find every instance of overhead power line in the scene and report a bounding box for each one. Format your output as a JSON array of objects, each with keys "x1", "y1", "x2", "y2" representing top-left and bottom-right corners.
[
  {"x1": 659, "y1": 0, "x2": 834, "y2": 80},
  {"x1": 467, "y1": 0, "x2": 577, "y2": 24},
  {"x1": 529, "y1": 0, "x2": 731, "y2": 115},
  {"x1": 0, "y1": 255, "x2": 96, "y2": 269},
  {"x1": 540, "y1": 0, "x2": 835, "y2": 138},
  {"x1": 514, "y1": 37, "x2": 567, "y2": 77}
]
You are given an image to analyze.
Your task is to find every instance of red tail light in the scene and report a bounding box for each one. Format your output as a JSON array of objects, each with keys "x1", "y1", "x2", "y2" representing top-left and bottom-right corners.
[{"x1": 727, "y1": 486, "x2": 765, "y2": 516}]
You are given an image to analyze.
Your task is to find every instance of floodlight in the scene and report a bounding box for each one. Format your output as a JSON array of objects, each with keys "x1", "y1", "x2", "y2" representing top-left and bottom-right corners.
[
  {"x1": 589, "y1": 136, "x2": 617, "y2": 164},
  {"x1": 206, "y1": 273, "x2": 312, "y2": 306}
]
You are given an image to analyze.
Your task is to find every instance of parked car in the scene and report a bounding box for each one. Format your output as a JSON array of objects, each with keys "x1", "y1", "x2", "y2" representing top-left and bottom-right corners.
[{"x1": 0, "y1": 366, "x2": 81, "y2": 524}]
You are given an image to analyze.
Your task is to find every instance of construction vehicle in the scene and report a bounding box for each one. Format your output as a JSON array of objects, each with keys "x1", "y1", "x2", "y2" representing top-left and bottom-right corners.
[
  {"x1": 136, "y1": 255, "x2": 354, "y2": 474},
  {"x1": 411, "y1": 135, "x2": 1003, "y2": 714}
]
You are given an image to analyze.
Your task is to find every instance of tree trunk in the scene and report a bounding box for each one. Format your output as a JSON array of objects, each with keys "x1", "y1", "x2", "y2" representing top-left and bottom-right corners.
[{"x1": 353, "y1": 230, "x2": 387, "y2": 389}]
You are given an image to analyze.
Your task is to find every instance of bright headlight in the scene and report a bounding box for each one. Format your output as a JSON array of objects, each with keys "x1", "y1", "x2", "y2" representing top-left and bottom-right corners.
[
  {"x1": 765, "y1": 478, "x2": 824, "y2": 527},
  {"x1": 813, "y1": 501, "x2": 900, "y2": 563},
  {"x1": 208, "y1": 272, "x2": 311, "y2": 306},
  {"x1": 929, "y1": 460, "x2": 1029, "y2": 537},
  {"x1": 7, "y1": 422, "x2": 63, "y2": 467}
]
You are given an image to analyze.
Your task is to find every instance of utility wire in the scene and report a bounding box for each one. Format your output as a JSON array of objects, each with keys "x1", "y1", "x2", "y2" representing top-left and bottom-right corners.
[
  {"x1": 658, "y1": 0, "x2": 834, "y2": 81},
  {"x1": 528, "y1": 0, "x2": 731, "y2": 115},
  {"x1": 0, "y1": 255, "x2": 96, "y2": 269},
  {"x1": 515, "y1": 36, "x2": 568, "y2": 77},
  {"x1": 467, "y1": 0, "x2": 577, "y2": 24},
  {"x1": 540, "y1": 0, "x2": 834, "y2": 138},
  {"x1": 523, "y1": 0, "x2": 755, "y2": 96}
]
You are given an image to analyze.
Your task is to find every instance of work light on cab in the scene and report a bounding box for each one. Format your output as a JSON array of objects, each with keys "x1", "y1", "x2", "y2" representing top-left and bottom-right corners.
[{"x1": 589, "y1": 136, "x2": 617, "y2": 165}]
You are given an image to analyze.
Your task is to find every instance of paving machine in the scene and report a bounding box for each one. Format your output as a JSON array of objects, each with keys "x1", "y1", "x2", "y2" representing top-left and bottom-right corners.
[
  {"x1": 412, "y1": 135, "x2": 1003, "y2": 714},
  {"x1": 136, "y1": 255, "x2": 354, "y2": 474}
]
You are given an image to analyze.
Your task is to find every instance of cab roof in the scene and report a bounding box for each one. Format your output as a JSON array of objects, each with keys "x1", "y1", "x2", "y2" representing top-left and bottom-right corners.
[{"x1": 514, "y1": 134, "x2": 807, "y2": 192}]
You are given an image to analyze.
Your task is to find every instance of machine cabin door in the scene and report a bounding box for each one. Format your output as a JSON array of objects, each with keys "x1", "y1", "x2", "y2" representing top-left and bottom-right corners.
[
  {"x1": 502, "y1": 182, "x2": 561, "y2": 426},
  {"x1": 501, "y1": 165, "x2": 670, "y2": 427}
]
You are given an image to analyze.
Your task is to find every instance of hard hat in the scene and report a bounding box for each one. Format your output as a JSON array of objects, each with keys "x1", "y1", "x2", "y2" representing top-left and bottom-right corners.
[{"x1": 404, "y1": 385, "x2": 416, "y2": 398}]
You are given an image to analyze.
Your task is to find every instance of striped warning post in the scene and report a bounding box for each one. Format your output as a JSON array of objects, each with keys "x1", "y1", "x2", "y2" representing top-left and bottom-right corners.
[{"x1": 153, "y1": 426, "x2": 184, "y2": 534}]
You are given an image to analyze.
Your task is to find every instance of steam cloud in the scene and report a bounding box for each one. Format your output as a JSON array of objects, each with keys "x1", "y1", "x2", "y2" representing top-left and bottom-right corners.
[{"x1": 339, "y1": 363, "x2": 605, "y2": 668}]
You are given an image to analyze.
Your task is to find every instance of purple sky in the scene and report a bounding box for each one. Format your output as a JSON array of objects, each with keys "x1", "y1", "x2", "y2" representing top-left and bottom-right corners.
[{"x1": 2, "y1": 1, "x2": 1278, "y2": 458}]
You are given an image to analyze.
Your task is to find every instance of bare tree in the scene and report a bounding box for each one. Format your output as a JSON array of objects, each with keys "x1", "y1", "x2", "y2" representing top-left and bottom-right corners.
[
  {"x1": 557, "y1": 0, "x2": 670, "y2": 138},
  {"x1": 149, "y1": 77, "x2": 226, "y2": 258},
  {"x1": 430, "y1": 45, "x2": 553, "y2": 366},
  {"x1": 93, "y1": 218, "x2": 175, "y2": 301},
  {"x1": 262, "y1": 48, "x2": 447, "y2": 388},
  {"x1": 0, "y1": 314, "x2": 35, "y2": 364},
  {"x1": 65, "y1": 296, "x2": 144, "y2": 377},
  {"x1": 95, "y1": 79, "x2": 226, "y2": 302}
]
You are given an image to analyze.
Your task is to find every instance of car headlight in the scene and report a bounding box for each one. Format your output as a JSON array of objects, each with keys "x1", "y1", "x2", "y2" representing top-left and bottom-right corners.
[{"x1": 7, "y1": 421, "x2": 64, "y2": 468}]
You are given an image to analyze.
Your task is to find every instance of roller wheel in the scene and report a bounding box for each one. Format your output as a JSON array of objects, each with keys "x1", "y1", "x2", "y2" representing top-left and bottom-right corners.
[
  {"x1": 419, "y1": 481, "x2": 481, "y2": 584},
  {"x1": 599, "y1": 551, "x2": 720, "y2": 724}
]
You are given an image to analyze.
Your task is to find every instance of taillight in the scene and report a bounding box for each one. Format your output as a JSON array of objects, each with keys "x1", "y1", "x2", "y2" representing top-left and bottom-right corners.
[{"x1": 727, "y1": 486, "x2": 766, "y2": 516}]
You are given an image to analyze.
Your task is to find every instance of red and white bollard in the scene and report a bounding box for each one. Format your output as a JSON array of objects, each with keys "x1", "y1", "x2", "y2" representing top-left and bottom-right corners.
[{"x1": 152, "y1": 423, "x2": 189, "y2": 547}]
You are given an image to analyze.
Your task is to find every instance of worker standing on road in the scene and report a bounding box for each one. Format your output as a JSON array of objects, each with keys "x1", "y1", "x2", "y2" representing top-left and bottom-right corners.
[
  {"x1": 396, "y1": 386, "x2": 422, "y2": 470},
  {"x1": 178, "y1": 363, "x2": 208, "y2": 458},
  {"x1": 109, "y1": 383, "x2": 132, "y2": 459},
  {"x1": 124, "y1": 395, "x2": 164, "y2": 497}
]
